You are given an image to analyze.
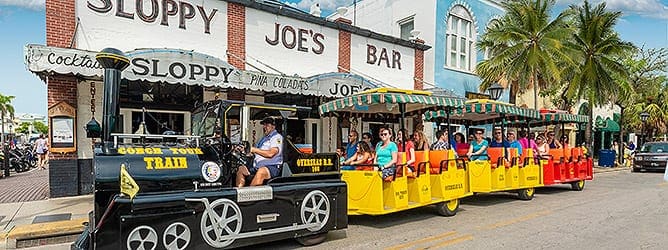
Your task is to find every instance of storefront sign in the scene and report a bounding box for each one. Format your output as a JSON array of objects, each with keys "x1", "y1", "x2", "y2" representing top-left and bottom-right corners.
[
  {"x1": 86, "y1": 0, "x2": 219, "y2": 34},
  {"x1": 245, "y1": 9, "x2": 339, "y2": 76},
  {"x1": 48, "y1": 101, "x2": 77, "y2": 153},
  {"x1": 351, "y1": 35, "x2": 415, "y2": 89},
  {"x1": 25, "y1": 45, "x2": 376, "y2": 97},
  {"x1": 465, "y1": 91, "x2": 491, "y2": 100},
  {"x1": 265, "y1": 23, "x2": 325, "y2": 54},
  {"x1": 25, "y1": 45, "x2": 237, "y2": 87},
  {"x1": 76, "y1": 0, "x2": 228, "y2": 57}
]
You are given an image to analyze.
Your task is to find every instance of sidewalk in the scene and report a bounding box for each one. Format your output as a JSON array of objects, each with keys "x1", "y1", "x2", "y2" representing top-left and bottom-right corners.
[{"x1": 0, "y1": 195, "x2": 92, "y2": 249}]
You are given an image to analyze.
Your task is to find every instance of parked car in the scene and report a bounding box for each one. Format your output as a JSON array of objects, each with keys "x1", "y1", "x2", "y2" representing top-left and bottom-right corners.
[{"x1": 633, "y1": 142, "x2": 668, "y2": 172}]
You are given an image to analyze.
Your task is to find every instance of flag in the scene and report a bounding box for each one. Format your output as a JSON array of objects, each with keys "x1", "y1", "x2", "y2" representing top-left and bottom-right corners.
[{"x1": 120, "y1": 164, "x2": 139, "y2": 199}]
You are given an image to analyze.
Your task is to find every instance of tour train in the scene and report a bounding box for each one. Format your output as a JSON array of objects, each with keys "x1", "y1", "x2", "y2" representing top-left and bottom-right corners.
[{"x1": 73, "y1": 48, "x2": 592, "y2": 250}]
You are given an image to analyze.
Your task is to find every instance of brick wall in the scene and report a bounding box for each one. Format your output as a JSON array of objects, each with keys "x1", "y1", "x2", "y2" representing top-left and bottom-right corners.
[
  {"x1": 413, "y1": 40, "x2": 425, "y2": 90},
  {"x1": 227, "y1": 2, "x2": 246, "y2": 101},
  {"x1": 336, "y1": 18, "x2": 352, "y2": 73},
  {"x1": 228, "y1": 3, "x2": 246, "y2": 70},
  {"x1": 46, "y1": 0, "x2": 78, "y2": 196},
  {"x1": 46, "y1": 0, "x2": 75, "y2": 48}
]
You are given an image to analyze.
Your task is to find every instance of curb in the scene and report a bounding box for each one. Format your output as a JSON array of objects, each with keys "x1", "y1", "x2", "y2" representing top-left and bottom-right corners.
[
  {"x1": 5, "y1": 218, "x2": 87, "y2": 249},
  {"x1": 593, "y1": 167, "x2": 629, "y2": 174}
]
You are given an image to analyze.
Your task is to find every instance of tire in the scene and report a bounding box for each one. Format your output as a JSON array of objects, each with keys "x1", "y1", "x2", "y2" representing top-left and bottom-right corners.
[
  {"x1": 295, "y1": 232, "x2": 327, "y2": 246},
  {"x1": 436, "y1": 199, "x2": 459, "y2": 217},
  {"x1": 518, "y1": 188, "x2": 535, "y2": 201},
  {"x1": 570, "y1": 180, "x2": 585, "y2": 191}
]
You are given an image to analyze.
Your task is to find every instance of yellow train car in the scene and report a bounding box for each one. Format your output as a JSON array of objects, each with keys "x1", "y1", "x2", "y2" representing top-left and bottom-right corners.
[{"x1": 319, "y1": 88, "x2": 472, "y2": 216}]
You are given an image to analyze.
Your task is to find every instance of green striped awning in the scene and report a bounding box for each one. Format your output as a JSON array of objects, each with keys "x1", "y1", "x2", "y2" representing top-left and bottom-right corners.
[
  {"x1": 424, "y1": 100, "x2": 540, "y2": 126},
  {"x1": 540, "y1": 112, "x2": 589, "y2": 124},
  {"x1": 318, "y1": 89, "x2": 465, "y2": 116}
]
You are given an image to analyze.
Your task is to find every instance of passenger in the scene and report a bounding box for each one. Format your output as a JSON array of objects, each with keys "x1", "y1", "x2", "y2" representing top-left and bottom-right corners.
[
  {"x1": 375, "y1": 127, "x2": 398, "y2": 180},
  {"x1": 560, "y1": 135, "x2": 570, "y2": 148},
  {"x1": 236, "y1": 117, "x2": 283, "y2": 187},
  {"x1": 507, "y1": 130, "x2": 523, "y2": 157},
  {"x1": 518, "y1": 130, "x2": 538, "y2": 154},
  {"x1": 346, "y1": 131, "x2": 360, "y2": 160},
  {"x1": 430, "y1": 130, "x2": 450, "y2": 150},
  {"x1": 397, "y1": 129, "x2": 416, "y2": 175},
  {"x1": 413, "y1": 130, "x2": 429, "y2": 151},
  {"x1": 343, "y1": 142, "x2": 373, "y2": 167},
  {"x1": 454, "y1": 132, "x2": 465, "y2": 146},
  {"x1": 361, "y1": 132, "x2": 374, "y2": 150},
  {"x1": 536, "y1": 135, "x2": 550, "y2": 159},
  {"x1": 467, "y1": 129, "x2": 489, "y2": 160},
  {"x1": 489, "y1": 128, "x2": 511, "y2": 148},
  {"x1": 546, "y1": 132, "x2": 562, "y2": 149},
  {"x1": 336, "y1": 147, "x2": 346, "y2": 165}
]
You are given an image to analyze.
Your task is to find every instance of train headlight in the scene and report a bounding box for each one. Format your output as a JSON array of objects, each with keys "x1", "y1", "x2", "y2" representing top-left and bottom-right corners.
[{"x1": 201, "y1": 161, "x2": 221, "y2": 182}]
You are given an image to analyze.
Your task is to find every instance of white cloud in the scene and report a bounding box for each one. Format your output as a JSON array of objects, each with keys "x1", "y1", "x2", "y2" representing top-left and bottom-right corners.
[
  {"x1": 557, "y1": 0, "x2": 668, "y2": 20},
  {"x1": 0, "y1": 0, "x2": 44, "y2": 10},
  {"x1": 284, "y1": 0, "x2": 354, "y2": 14}
]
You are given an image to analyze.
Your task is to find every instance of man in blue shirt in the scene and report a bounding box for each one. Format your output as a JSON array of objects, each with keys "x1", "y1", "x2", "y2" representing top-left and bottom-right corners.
[
  {"x1": 345, "y1": 131, "x2": 359, "y2": 160},
  {"x1": 490, "y1": 128, "x2": 510, "y2": 148},
  {"x1": 507, "y1": 130, "x2": 523, "y2": 156},
  {"x1": 236, "y1": 117, "x2": 283, "y2": 187}
]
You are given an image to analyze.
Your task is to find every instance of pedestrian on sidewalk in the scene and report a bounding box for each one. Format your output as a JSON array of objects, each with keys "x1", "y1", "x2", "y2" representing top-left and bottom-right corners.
[{"x1": 34, "y1": 134, "x2": 48, "y2": 170}]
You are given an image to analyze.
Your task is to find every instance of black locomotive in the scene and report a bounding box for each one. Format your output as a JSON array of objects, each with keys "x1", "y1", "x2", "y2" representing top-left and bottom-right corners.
[{"x1": 72, "y1": 48, "x2": 347, "y2": 250}]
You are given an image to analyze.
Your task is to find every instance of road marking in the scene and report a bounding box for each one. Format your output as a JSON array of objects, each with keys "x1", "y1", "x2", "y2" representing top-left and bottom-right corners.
[
  {"x1": 385, "y1": 231, "x2": 458, "y2": 250},
  {"x1": 480, "y1": 210, "x2": 551, "y2": 230},
  {"x1": 423, "y1": 234, "x2": 473, "y2": 249}
]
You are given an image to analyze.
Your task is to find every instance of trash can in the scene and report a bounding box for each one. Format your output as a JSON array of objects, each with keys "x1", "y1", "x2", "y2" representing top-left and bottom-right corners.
[{"x1": 598, "y1": 149, "x2": 616, "y2": 167}]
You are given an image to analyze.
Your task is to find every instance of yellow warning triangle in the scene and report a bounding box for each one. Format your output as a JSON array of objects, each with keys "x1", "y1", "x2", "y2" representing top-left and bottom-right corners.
[{"x1": 120, "y1": 164, "x2": 139, "y2": 199}]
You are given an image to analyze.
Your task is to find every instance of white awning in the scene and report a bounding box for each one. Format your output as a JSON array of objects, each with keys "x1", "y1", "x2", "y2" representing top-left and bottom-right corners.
[{"x1": 24, "y1": 45, "x2": 377, "y2": 98}]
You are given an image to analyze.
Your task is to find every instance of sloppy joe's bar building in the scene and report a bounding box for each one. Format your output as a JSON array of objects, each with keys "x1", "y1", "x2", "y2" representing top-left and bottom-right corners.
[{"x1": 29, "y1": 0, "x2": 430, "y2": 197}]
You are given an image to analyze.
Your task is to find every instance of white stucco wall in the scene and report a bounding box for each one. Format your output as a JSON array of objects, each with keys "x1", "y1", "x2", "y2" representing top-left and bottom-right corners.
[
  {"x1": 350, "y1": 34, "x2": 415, "y2": 89},
  {"x1": 332, "y1": 0, "x2": 436, "y2": 86},
  {"x1": 76, "y1": 0, "x2": 228, "y2": 59},
  {"x1": 245, "y1": 8, "x2": 339, "y2": 76}
]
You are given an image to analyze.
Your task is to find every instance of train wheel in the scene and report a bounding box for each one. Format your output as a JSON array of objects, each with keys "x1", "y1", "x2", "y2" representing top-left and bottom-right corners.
[
  {"x1": 300, "y1": 190, "x2": 330, "y2": 232},
  {"x1": 436, "y1": 199, "x2": 459, "y2": 217},
  {"x1": 200, "y1": 199, "x2": 242, "y2": 248},
  {"x1": 518, "y1": 188, "x2": 535, "y2": 200},
  {"x1": 571, "y1": 180, "x2": 585, "y2": 191},
  {"x1": 296, "y1": 232, "x2": 327, "y2": 246}
]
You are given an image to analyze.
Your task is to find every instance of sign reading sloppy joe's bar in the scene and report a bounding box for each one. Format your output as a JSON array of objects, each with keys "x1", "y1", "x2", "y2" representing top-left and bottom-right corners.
[{"x1": 25, "y1": 45, "x2": 375, "y2": 98}]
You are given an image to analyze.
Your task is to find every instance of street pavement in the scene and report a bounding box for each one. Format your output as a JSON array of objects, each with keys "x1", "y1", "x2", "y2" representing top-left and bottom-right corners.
[
  {"x1": 0, "y1": 166, "x2": 663, "y2": 249},
  {"x1": 258, "y1": 168, "x2": 668, "y2": 249},
  {"x1": 0, "y1": 167, "x2": 49, "y2": 203}
]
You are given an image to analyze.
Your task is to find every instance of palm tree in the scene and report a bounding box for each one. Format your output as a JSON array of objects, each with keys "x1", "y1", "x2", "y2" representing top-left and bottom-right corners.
[
  {"x1": 564, "y1": 0, "x2": 635, "y2": 149},
  {"x1": 477, "y1": 0, "x2": 573, "y2": 108},
  {"x1": 0, "y1": 93, "x2": 16, "y2": 143}
]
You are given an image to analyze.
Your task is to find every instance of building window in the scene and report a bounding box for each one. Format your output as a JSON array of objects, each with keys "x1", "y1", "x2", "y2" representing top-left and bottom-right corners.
[
  {"x1": 445, "y1": 5, "x2": 475, "y2": 72},
  {"x1": 399, "y1": 18, "x2": 414, "y2": 40},
  {"x1": 483, "y1": 19, "x2": 500, "y2": 60}
]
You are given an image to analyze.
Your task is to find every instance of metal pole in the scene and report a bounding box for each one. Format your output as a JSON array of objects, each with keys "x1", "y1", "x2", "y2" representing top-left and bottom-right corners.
[
  {"x1": 446, "y1": 108, "x2": 452, "y2": 150},
  {"x1": 399, "y1": 104, "x2": 406, "y2": 151}
]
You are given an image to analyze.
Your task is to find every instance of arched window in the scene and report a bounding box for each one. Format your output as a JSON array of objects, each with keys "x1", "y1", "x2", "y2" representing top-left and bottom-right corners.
[
  {"x1": 445, "y1": 5, "x2": 476, "y2": 72},
  {"x1": 483, "y1": 19, "x2": 501, "y2": 60}
]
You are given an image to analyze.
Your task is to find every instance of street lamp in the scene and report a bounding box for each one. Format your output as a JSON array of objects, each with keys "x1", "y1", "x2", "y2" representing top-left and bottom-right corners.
[
  {"x1": 487, "y1": 83, "x2": 504, "y2": 101},
  {"x1": 639, "y1": 111, "x2": 650, "y2": 146}
]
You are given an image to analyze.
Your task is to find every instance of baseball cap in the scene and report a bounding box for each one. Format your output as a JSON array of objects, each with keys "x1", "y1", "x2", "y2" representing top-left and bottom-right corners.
[{"x1": 260, "y1": 117, "x2": 276, "y2": 125}]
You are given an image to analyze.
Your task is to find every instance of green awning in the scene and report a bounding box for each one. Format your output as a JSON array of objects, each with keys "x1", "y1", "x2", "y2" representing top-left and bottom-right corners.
[
  {"x1": 597, "y1": 118, "x2": 620, "y2": 132},
  {"x1": 424, "y1": 100, "x2": 540, "y2": 125},
  {"x1": 318, "y1": 88, "x2": 465, "y2": 116},
  {"x1": 536, "y1": 112, "x2": 589, "y2": 125}
]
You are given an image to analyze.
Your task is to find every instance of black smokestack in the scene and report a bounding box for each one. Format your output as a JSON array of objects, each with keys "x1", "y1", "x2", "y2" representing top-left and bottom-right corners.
[{"x1": 95, "y1": 48, "x2": 129, "y2": 154}]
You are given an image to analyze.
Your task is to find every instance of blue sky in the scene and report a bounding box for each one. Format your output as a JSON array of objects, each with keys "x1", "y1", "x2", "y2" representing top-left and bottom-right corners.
[{"x1": 0, "y1": 0, "x2": 666, "y2": 116}]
